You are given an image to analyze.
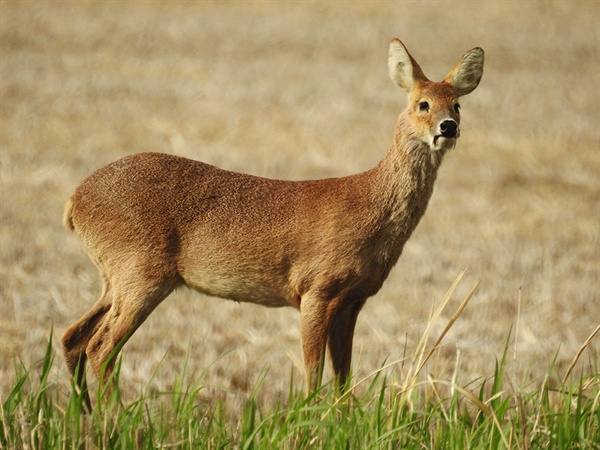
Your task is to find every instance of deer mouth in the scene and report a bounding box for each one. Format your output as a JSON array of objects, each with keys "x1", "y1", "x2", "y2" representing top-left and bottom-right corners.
[{"x1": 433, "y1": 134, "x2": 458, "y2": 150}]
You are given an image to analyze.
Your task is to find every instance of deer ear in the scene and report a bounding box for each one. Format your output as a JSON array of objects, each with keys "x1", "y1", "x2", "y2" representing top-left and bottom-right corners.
[
  {"x1": 444, "y1": 47, "x2": 484, "y2": 97},
  {"x1": 388, "y1": 39, "x2": 428, "y2": 92}
]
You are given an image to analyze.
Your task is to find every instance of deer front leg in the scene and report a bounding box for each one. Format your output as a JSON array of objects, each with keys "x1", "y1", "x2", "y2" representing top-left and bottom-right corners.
[
  {"x1": 299, "y1": 295, "x2": 338, "y2": 392},
  {"x1": 327, "y1": 298, "x2": 365, "y2": 390}
]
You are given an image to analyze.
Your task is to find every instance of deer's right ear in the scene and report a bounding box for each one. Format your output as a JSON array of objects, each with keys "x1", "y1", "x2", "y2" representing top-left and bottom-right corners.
[{"x1": 388, "y1": 39, "x2": 427, "y2": 92}]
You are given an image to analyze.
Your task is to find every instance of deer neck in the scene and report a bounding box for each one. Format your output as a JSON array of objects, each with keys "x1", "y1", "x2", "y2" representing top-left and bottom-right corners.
[{"x1": 365, "y1": 113, "x2": 447, "y2": 256}]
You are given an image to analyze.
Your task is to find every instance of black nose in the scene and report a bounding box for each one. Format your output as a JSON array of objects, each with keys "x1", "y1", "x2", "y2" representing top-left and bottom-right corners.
[{"x1": 440, "y1": 120, "x2": 458, "y2": 138}]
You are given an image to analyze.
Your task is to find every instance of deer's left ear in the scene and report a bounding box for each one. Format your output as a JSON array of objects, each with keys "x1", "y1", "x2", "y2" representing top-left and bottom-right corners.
[{"x1": 444, "y1": 47, "x2": 484, "y2": 97}]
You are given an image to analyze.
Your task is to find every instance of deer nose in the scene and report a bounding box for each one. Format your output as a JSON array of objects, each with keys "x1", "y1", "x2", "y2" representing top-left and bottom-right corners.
[{"x1": 439, "y1": 120, "x2": 458, "y2": 138}]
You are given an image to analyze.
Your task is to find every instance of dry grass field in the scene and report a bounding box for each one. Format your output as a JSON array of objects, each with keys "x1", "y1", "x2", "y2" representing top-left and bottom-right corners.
[{"x1": 1, "y1": 0, "x2": 598, "y2": 412}]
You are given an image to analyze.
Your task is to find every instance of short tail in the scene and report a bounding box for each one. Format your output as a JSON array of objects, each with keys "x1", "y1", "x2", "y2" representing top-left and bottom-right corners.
[{"x1": 63, "y1": 199, "x2": 75, "y2": 231}]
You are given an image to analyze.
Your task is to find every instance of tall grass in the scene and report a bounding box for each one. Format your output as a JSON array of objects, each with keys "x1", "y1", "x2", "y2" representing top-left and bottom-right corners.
[{"x1": 2, "y1": 279, "x2": 598, "y2": 449}]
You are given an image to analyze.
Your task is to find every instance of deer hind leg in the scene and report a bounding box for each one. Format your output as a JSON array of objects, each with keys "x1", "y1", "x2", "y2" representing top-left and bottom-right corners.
[
  {"x1": 327, "y1": 298, "x2": 365, "y2": 391},
  {"x1": 85, "y1": 270, "x2": 180, "y2": 407},
  {"x1": 61, "y1": 280, "x2": 113, "y2": 412}
]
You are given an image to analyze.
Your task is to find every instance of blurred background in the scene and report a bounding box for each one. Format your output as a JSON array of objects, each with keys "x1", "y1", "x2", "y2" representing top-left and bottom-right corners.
[{"x1": 1, "y1": 1, "x2": 598, "y2": 408}]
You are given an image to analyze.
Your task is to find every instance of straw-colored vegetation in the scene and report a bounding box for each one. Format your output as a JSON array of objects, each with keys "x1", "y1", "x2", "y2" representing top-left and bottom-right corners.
[{"x1": 1, "y1": 2, "x2": 598, "y2": 447}]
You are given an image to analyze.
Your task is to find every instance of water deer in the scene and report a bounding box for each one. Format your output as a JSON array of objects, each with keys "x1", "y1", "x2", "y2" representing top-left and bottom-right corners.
[{"x1": 62, "y1": 39, "x2": 484, "y2": 411}]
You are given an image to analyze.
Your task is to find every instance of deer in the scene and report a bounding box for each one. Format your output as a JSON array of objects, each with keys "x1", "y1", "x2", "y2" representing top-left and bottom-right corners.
[{"x1": 62, "y1": 39, "x2": 484, "y2": 411}]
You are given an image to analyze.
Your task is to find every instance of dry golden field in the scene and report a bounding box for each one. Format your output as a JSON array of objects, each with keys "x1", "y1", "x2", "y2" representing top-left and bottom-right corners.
[{"x1": 1, "y1": 1, "x2": 598, "y2": 410}]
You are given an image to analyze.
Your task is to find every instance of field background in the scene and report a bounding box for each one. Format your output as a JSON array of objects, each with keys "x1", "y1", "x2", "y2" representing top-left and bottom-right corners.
[{"x1": 1, "y1": 1, "x2": 598, "y2": 411}]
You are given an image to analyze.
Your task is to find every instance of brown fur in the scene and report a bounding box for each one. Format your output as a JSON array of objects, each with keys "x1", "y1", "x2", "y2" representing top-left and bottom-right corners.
[{"x1": 62, "y1": 39, "x2": 484, "y2": 411}]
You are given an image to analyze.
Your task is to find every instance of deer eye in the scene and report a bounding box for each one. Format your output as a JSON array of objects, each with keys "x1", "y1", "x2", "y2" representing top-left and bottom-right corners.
[
  {"x1": 454, "y1": 103, "x2": 461, "y2": 113},
  {"x1": 418, "y1": 101, "x2": 430, "y2": 112}
]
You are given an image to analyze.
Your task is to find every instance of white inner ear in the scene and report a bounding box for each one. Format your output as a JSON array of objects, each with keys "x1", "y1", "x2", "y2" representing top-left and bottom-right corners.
[
  {"x1": 388, "y1": 41, "x2": 414, "y2": 92},
  {"x1": 450, "y1": 48, "x2": 484, "y2": 97}
]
